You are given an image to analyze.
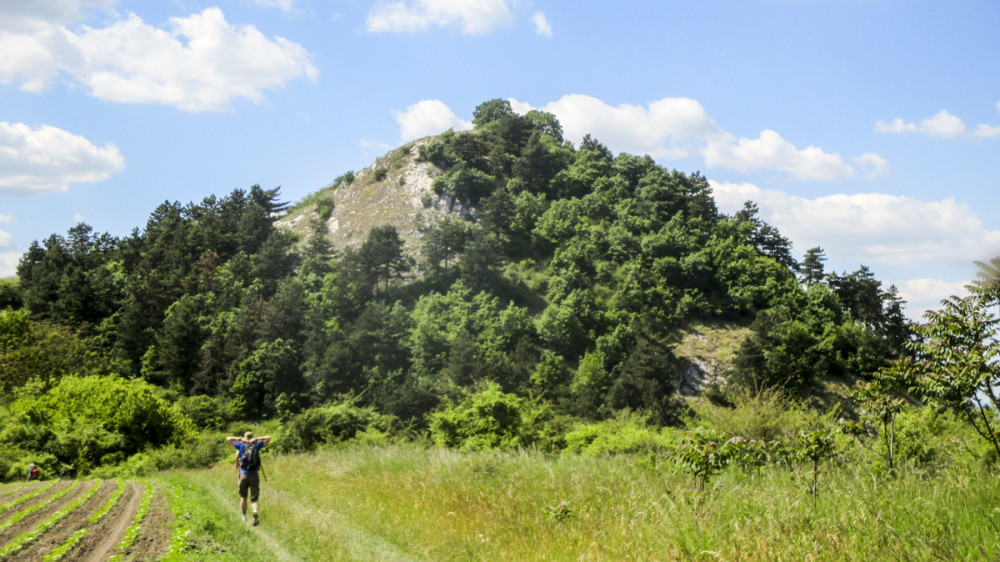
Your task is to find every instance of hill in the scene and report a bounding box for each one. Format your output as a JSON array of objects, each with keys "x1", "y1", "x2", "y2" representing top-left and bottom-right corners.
[{"x1": 2, "y1": 98, "x2": 912, "y2": 480}]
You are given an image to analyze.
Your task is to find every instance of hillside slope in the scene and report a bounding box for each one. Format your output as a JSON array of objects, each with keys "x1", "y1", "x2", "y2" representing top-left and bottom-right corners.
[{"x1": 278, "y1": 138, "x2": 457, "y2": 257}]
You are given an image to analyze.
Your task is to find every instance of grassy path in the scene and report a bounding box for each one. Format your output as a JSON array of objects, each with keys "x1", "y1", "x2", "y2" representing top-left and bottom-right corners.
[{"x1": 165, "y1": 463, "x2": 420, "y2": 562}]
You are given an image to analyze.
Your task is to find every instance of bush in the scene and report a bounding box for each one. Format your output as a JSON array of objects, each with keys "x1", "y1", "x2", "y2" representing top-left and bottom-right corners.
[
  {"x1": 275, "y1": 400, "x2": 398, "y2": 453},
  {"x1": 562, "y1": 411, "x2": 682, "y2": 456},
  {"x1": 429, "y1": 382, "x2": 525, "y2": 451},
  {"x1": 0, "y1": 375, "x2": 194, "y2": 476}
]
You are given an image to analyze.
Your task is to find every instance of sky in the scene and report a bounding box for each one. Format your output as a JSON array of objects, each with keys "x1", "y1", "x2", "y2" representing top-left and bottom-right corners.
[{"x1": 1, "y1": 0, "x2": 998, "y2": 320}]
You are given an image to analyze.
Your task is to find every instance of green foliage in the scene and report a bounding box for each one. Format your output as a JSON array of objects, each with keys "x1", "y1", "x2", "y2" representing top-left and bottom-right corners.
[
  {"x1": 908, "y1": 292, "x2": 1000, "y2": 458},
  {"x1": 1, "y1": 375, "x2": 193, "y2": 476},
  {"x1": 676, "y1": 429, "x2": 740, "y2": 492},
  {"x1": 373, "y1": 167, "x2": 388, "y2": 181},
  {"x1": 429, "y1": 382, "x2": 525, "y2": 451},
  {"x1": 562, "y1": 412, "x2": 681, "y2": 456},
  {"x1": 275, "y1": 400, "x2": 398, "y2": 453},
  {"x1": 0, "y1": 278, "x2": 22, "y2": 308}
]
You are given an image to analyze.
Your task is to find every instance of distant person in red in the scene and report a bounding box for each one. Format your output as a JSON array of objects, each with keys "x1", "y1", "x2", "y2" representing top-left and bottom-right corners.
[
  {"x1": 225, "y1": 431, "x2": 271, "y2": 526},
  {"x1": 27, "y1": 463, "x2": 40, "y2": 481}
]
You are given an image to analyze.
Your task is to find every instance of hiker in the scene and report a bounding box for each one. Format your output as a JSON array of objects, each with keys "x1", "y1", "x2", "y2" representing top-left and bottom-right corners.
[
  {"x1": 226, "y1": 432, "x2": 272, "y2": 526},
  {"x1": 26, "y1": 463, "x2": 40, "y2": 482}
]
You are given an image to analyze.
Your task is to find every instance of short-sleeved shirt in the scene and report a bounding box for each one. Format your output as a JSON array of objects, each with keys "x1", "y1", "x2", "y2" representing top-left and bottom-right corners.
[{"x1": 234, "y1": 441, "x2": 266, "y2": 475}]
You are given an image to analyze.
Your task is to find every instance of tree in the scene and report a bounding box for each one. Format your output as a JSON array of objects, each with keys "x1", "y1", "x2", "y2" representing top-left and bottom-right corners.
[
  {"x1": 358, "y1": 225, "x2": 410, "y2": 292},
  {"x1": 472, "y1": 98, "x2": 515, "y2": 127},
  {"x1": 799, "y1": 247, "x2": 826, "y2": 287},
  {"x1": 909, "y1": 293, "x2": 1000, "y2": 459}
]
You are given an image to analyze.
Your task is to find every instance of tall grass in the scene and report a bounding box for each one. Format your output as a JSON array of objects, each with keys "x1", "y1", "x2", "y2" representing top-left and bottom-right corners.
[{"x1": 167, "y1": 443, "x2": 1000, "y2": 560}]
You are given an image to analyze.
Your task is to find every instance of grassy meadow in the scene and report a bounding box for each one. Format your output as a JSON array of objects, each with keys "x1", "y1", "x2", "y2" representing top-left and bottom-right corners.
[{"x1": 164, "y1": 441, "x2": 1000, "y2": 561}]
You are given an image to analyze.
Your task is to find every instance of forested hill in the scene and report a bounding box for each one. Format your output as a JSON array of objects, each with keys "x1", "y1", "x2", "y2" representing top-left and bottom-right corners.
[{"x1": 2, "y1": 99, "x2": 911, "y2": 476}]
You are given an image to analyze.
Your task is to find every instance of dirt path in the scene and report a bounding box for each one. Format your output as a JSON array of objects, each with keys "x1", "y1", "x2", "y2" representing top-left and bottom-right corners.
[
  {"x1": 62, "y1": 481, "x2": 143, "y2": 562},
  {"x1": 9, "y1": 480, "x2": 117, "y2": 562}
]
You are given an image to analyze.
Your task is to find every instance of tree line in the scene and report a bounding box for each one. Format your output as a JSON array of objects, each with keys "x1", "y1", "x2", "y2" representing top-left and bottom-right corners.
[{"x1": 2, "y1": 98, "x2": 949, "y2": 477}]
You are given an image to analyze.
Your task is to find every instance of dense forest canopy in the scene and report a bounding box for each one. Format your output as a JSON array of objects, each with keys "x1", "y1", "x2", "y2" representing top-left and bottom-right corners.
[{"x1": 2, "y1": 98, "x2": 953, "y2": 478}]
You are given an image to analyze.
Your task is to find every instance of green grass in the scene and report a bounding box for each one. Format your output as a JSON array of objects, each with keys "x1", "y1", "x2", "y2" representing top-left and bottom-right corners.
[
  {"x1": 157, "y1": 473, "x2": 280, "y2": 560},
  {"x1": 159, "y1": 443, "x2": 1000, "y2": 561}
]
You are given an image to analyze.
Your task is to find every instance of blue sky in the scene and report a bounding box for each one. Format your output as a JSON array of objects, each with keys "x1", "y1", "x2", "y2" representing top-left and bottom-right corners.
[{"x1": 1, "y1": 0, "x2": 998, "y2": 319}]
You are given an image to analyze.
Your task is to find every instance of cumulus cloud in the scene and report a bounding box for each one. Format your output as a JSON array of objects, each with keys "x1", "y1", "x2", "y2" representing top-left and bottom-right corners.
[
  {"x1": 709, "y1": 180, "x2": 1000, "y2": 269},
  {"x1": 509, "y1": 94, "x2": 881, "y2": 181},
  {"x1": 531, "y1": 11, "x2": 552, "y2": 37},
  {"x1": 0, "y1": 121, "x2": 125, "y2": 195},
  {"x1": 393, "y1": 99, "x2": 473, "y2": 141},
  {"x1": 367, "y1": 0, "x2": 514, "y2": 34},
  {"x1": 876, "y1": 108, "x2": 1000, "y2": 139},
  {"x1": 0, "y1": 5, "x2": 317, "y2": 111},
  {"x1": 0, "y1": 250, "x2": 20, "y2": 278},
  {"x1": 710, "y1": 180, "x2": 1000, "y2": 319},
  {"x1": 897, "y1": 278, "x2": 971, "y2": 320},
  {"x1": 704, "y1": 130, "x2": 858, "y2": 181}
]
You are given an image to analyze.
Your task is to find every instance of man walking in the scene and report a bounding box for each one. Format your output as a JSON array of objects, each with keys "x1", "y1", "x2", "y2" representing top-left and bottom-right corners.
[{"x1": 226, "y1": 431, "x2": 272, "y2": 526}]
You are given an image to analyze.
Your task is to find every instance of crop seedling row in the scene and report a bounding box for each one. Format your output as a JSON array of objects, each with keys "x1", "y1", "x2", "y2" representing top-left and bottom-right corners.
[
  {"x1": 0, "y1": 480, "x2": 58, "y2": 514},
  {"x1": 107, "y1": 482, "x2": 154, "y2": 561},
  {"x1": 43, "y1": 479, "x2": 126, "y2": 562},
  {"x1": 0, "y1": 480, "x2": 101, "y2": 558},
  {"x1": 0, "y1": 480, "x2": 78, "y2": 533}
]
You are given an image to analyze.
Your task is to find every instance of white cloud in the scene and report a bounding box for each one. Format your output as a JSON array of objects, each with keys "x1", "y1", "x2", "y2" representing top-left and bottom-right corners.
[
  {"x1": 704, "y1": 130, "x2": 857, "y2": 181},
  {"x1": 508, "y1": 94, "x2": 882, "y2": 181},
  {"x1": 876, "y1": 108, "x2": 1000, "y2": 140},
  {"x1": 710, "y1": 180, "x2": 1000, "y2": 319},
  {"x1": 0, "y1": 214, "x2": 12, "y2": 223},
  {"x1": 0, "y1": 6, "x2": 318, "y2": 111},
  {"x1": 516, "y1": 94, "x2": 727, "y2": 160},
  {"x1": 709, "y1": 181, "x2": 1000, "y2": 269},
  {"x1": 0, "y1": 230, "x2": 11, "y2": 248},
  {"x1": 897, "y1": 278, "x2": 971, "y2": 320},
  {"x1": 973, "y1": 123, "x2": 1000, "y2": 139},
  {"x1": 0, "y1": 121, "x2": 125, "y2": 195},
  {"x1": 531, "y1": 11, "x2": 551, "y2": 37},
  {"x1": 0, "y1": 251, "x2": 20, "y2": 278},
  {"x1": 367, "y1": 0, "x2": 514, "y2": 34},
  {"x1": 393, "y1": 99, "x2": 473, "y2": 141}
]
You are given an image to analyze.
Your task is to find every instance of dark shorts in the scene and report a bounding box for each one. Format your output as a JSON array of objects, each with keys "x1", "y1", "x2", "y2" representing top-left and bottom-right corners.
[{"x1": 238, "y1": 472, "x2": 260, "y2": 502}]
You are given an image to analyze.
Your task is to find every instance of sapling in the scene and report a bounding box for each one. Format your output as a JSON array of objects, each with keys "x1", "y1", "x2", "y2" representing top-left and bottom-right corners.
[{"x1": 797, "y1": 429, "x2": 836, "y2": 507}]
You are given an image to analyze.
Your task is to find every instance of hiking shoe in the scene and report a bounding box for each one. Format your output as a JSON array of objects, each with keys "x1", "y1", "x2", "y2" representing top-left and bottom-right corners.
[
  {"x1": 242, "y1": 515, "x2": 247, "y2": 522},
  {"x1": 253, "y1": 512, "x2": 259, "y2": 526}
]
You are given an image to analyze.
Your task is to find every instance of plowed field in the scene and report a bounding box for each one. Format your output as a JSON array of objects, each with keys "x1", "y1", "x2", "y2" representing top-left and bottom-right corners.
[{"x1": 0, "y1": 480, "x2": 172, "y2": 561}]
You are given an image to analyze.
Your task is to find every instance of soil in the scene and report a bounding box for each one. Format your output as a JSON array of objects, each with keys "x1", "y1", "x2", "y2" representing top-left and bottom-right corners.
[
  {"x1": 9, "y1": 479, "x2": 117, "y2": 562},
  {"x1": 0, "y1": 482, "x2": 29, "y2": 498},
  {"x1": 0, "y1": 480, "x2": 87, "y2": 546},
  {"x1": 61, "y1": 481, "x2": 143, "y2": 562},
  {"x1": 0, "y1": 481, "x2": 49, "y2": 511},
  {"x1": 122, "y1": 485, "x2": 173, "y2": 561},
  {"x1": 0, "y1": 480, "x2": 177, "y2": 561}
]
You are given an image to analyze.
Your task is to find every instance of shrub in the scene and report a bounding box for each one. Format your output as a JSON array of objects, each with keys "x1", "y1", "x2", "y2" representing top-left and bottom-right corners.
[
  {"x1": 0, "y1": 375, "x2": 193, "y2": 476},
  {"x1": 373, "y1": 167, "x2": 388, "y2": 181},
  {"x1": 428, "y1": 382, "x2": 524, "y2": 451},
  {"x1": 275, "y1": 400, "x2": 398, "y2": 453},
  {"x1": 563, "y1": 411, "x2": 681, "y2": 456}
]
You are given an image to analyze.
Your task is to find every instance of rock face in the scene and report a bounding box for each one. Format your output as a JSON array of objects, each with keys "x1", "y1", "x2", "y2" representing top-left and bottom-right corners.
[{"x1": 276, "y1": 137, "x2": 460, "y2": 258}]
